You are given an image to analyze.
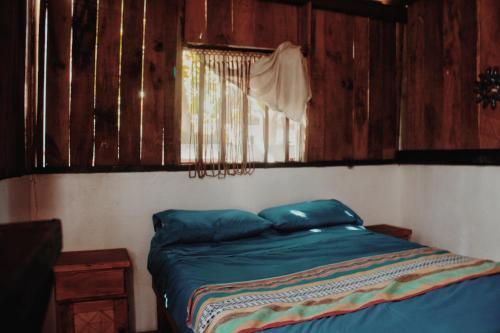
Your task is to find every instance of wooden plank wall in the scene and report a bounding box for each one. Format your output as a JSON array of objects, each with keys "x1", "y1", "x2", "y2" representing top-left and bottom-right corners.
[
  {"x1": 45, "y1": 0, "x2": 72, "y2": 167},
  {"x1": 15, "y1": 0, "x2": 500, "y2": 174},
  {"x1": 402, "y1": 0, "x2": 500, "y2": 150},
  {"x1": 70, "y1": 0, "x2": 98, "y2": 168},
  {"x1": 36, "y1": 0, "x2": 180, "y2": 168},
  {"x1": 185, "y1": 1, "x2": 401, "y2": 162},
  {"x1": 94, "y1": 0, "x2": 122, "y2": 166},
  {"x1": 369, "y1": 19, "x2": 398, "y2": 159},
  {"x1": 308, "y1": 9, "x2": 400, "y2": 161},
  {"x1": 31, "y1": 0, "x2": 401, "y2": 170},
  {"x1": 119, "y1": 0, "x2": 145, "y2": 166},
  {"x1": 185, "y1": 0, "x2": 301, "y2": 48},
  {"x1": 0, "y1": 1, "x2": 26, "y2": 179}
]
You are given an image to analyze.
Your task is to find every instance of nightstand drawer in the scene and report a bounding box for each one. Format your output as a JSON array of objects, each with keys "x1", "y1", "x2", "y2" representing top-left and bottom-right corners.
[
  {"x1": 56, "y1": 269, "x2": 125, "y2": 301},
  {"x1": 57, "y1": 299, "x2": 129, "y2": 333}
]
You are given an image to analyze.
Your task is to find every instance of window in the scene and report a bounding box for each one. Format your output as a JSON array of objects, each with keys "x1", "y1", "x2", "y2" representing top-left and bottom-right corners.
[{"x1": 181, "y1": 48, "x2": 306, "y2": 177}]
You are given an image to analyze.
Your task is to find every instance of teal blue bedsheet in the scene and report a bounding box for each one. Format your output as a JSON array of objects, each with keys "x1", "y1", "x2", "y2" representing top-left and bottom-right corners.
[{"x1": 148, "y1": 225, "x2": 500, "y2": 333}]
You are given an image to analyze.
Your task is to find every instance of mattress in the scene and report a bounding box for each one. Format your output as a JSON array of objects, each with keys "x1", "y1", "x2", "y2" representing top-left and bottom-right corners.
[{"x1": 148, "y1": 225, "x2": 500, "y2": 333}]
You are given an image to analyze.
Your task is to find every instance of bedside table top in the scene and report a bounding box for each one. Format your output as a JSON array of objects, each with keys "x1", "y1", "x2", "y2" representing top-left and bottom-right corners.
[
  {"x1": 365, "y1": 224, "x2": 412, "y2": 240},
  {"x1": 54, "y1": 248, "x2": 130, "y2": 273},
  {"x1": 365, "y1": 224, "x2": 412, "y2": 239},
  {"x1": 366, "y1": 224, "x2": 411, "y2": 232}
]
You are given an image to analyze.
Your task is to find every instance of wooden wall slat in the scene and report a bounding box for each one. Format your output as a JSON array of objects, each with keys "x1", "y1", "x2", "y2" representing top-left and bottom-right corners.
[
  {"x1": 442, "y1": 0, "x2": 477, "y2": 149},
  {"x1": 0, "y1": 0, "x2": 26, "y2": 179},
  {"x1": 369, "y1": 20, "x2": 397, "y2": 159},
  {"x1": 458, "y1": 0, "x2": 478, "y2": 148},
  {"x1": 255, "y1": 1, "x2": 300, "y2": 49},
  {"x1": 368, "y1": 20, "x2": 384, "y2": 159},
  {"x1": 352, "y1": 17, "x2": 369, "y2": 159},
  {"x1": 25, "y1": 0, "x2": 37, "y2": 172},
  {"x1": 207, "y1": 0, "x2": 232, "y2": 45},
  {"x1": 164, "y1": 0, "x2": 181, "y2": 165},
  {"x1": 307, "y1": 9, "x2": 326, "y2": 161},
  {"x1": 142, "y1": 0, "x2": 169, "y2": 165},
  {"x1": 45, "y1": 0, "x2": 72, "y2": 167},
  {"x1": 478, "y1": 0, "x2": 500, "y2": 148},
  {"x1": 402, "y1": 0, "x2": 483, "y2": 151},
  {"x1": 36, "y1": 0, "x2": 47, "y2": 168},
  {"x1": 418, "y1": 0, "x2": 443, "y2": 150},
  {"x1": 402, "y1": 0, "x2": 443, "y2": 150},
  {"x1": 401, "y1": 2, "x2": 420, "y2": 149},
  {"x1": 299, "y1": 2, "x2": 312, "y2": 161},
  {"x1": 232, "y1": 0, "x2": 255, "y2": 47},
  {"x1": 401, "y1": 2, "x2": 425, "y2": 149},
  {"x1": 298, "y1": 1, "x2": 312, "y2": 48},
  {"x1": 94, "y1": 0, "x2": 121, "y2": 166},
  {"x1": 70, "y1": 0, "x2": 97, "y2": 167},
  {"x1": 380, "y1": 21, "x2": 398, "y2": 159},
  {"x1": 184, "y1": 0, "x2": 206, "y2": 44},
  {"x1": 323, "y1": 11, "x2": 354, "y2": 160},
  {"x1": 395, "y1": 22, "x2": 404, "y2": 151},
  {"x1": 119, "y1": 0, "x2": 145, "y2": 165}
]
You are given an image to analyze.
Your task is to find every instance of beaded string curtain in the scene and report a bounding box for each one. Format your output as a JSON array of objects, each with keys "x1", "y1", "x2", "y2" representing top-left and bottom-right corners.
[{"x1": 181, "y1": 48, "x2": 306, "y2": 178}]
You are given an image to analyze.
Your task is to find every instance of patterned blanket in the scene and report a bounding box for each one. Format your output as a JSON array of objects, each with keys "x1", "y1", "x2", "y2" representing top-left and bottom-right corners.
[{"x1": 186, "y1": 247, "x2": 500, "y2": 333}]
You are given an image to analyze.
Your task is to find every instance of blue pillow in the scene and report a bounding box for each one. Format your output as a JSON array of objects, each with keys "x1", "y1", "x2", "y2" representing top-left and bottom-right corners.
[
  {"x1": 258, "y1": 199, "x2": 363, "y2": 231},
  {"x1": 152, "y1": 209, "x2": 272, "y2": 245}
]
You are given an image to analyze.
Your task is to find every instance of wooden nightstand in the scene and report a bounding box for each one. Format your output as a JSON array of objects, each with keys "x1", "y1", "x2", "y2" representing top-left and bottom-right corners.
[
  {"x1": 54, "y1": 249, "x2": 133, "y2": 333},
  {"x1": 365, "y1": 224, "x2": 412, "y2": 241}
]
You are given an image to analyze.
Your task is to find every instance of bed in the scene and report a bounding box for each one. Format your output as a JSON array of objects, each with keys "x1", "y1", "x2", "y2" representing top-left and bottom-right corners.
[{"x1": 148, "y1": 202, "x2": 500, "y2": 333}]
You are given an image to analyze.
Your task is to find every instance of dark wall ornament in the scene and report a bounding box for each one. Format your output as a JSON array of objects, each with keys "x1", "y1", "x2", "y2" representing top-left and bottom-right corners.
[{"x1": 475, "y1": 67, "x2": 500, "y2": 109}]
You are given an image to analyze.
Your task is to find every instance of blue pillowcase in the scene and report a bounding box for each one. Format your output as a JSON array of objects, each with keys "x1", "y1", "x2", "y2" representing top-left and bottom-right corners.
[
  {"x1": 258, "y1": 199, "x2": 363, "y2": 231},
  {"x1": 152, "y1": 209, "x2": 272, "y2": 245}
]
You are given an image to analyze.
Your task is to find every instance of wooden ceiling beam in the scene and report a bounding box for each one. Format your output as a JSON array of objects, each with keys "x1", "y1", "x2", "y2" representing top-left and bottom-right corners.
[
  {"x1": 313, "y1": 0, "x2": 408, "y2": 22},
  {"x1": 262, "y1": 0, "x2": 415, "y2": 22}
]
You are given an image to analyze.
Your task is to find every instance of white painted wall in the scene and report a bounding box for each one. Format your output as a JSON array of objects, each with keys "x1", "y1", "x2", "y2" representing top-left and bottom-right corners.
[
  {"x1": 400, "y1": 165, "x2": 500, "y2": 261},
  {"x1": 1, "y1": 164, "x2": 499, "y2": 331},
  {"x1": 0, "y1": 166, "x2": 402, "y2": 331}
]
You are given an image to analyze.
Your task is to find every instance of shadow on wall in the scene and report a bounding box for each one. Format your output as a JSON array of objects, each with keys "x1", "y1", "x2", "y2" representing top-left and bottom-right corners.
[{"x1": 0, "y1": 176, "x2": 33, "y2": 223}]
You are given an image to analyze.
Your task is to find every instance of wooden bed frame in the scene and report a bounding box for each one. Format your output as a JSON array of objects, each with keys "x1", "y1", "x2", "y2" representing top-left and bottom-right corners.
[{"x1": 154, "y1": 284, "x2": 181, "y2": 333}]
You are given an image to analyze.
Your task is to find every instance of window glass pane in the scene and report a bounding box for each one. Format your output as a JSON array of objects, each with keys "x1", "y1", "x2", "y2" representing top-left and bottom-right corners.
[
  {"x1": 203, "y1": 56, "x2": 223, "y2": 164},
  {"x1": 224, "y1": 74, "x2": 243, "y2": 163},
  {"x1": 248, "y1": 97, "x2": 265, "y2": 162},
  {"x1": 181, "y1": 50, "x2": 197, "y2": 163},
  {"x1": 267, "y1": 110, "x2": 285, "y2": 162},
  {"x1": 289, "y1": 117, "x2": 306, "y2": 162}
]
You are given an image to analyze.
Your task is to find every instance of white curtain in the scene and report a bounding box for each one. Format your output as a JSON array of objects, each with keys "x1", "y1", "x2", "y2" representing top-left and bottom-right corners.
[
  {"x1": 249, "y1": 41, "x2": 311, "y2": 122},
  {"x1": 181, "y1": 48, "x2": 306, "y2": 179}
]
